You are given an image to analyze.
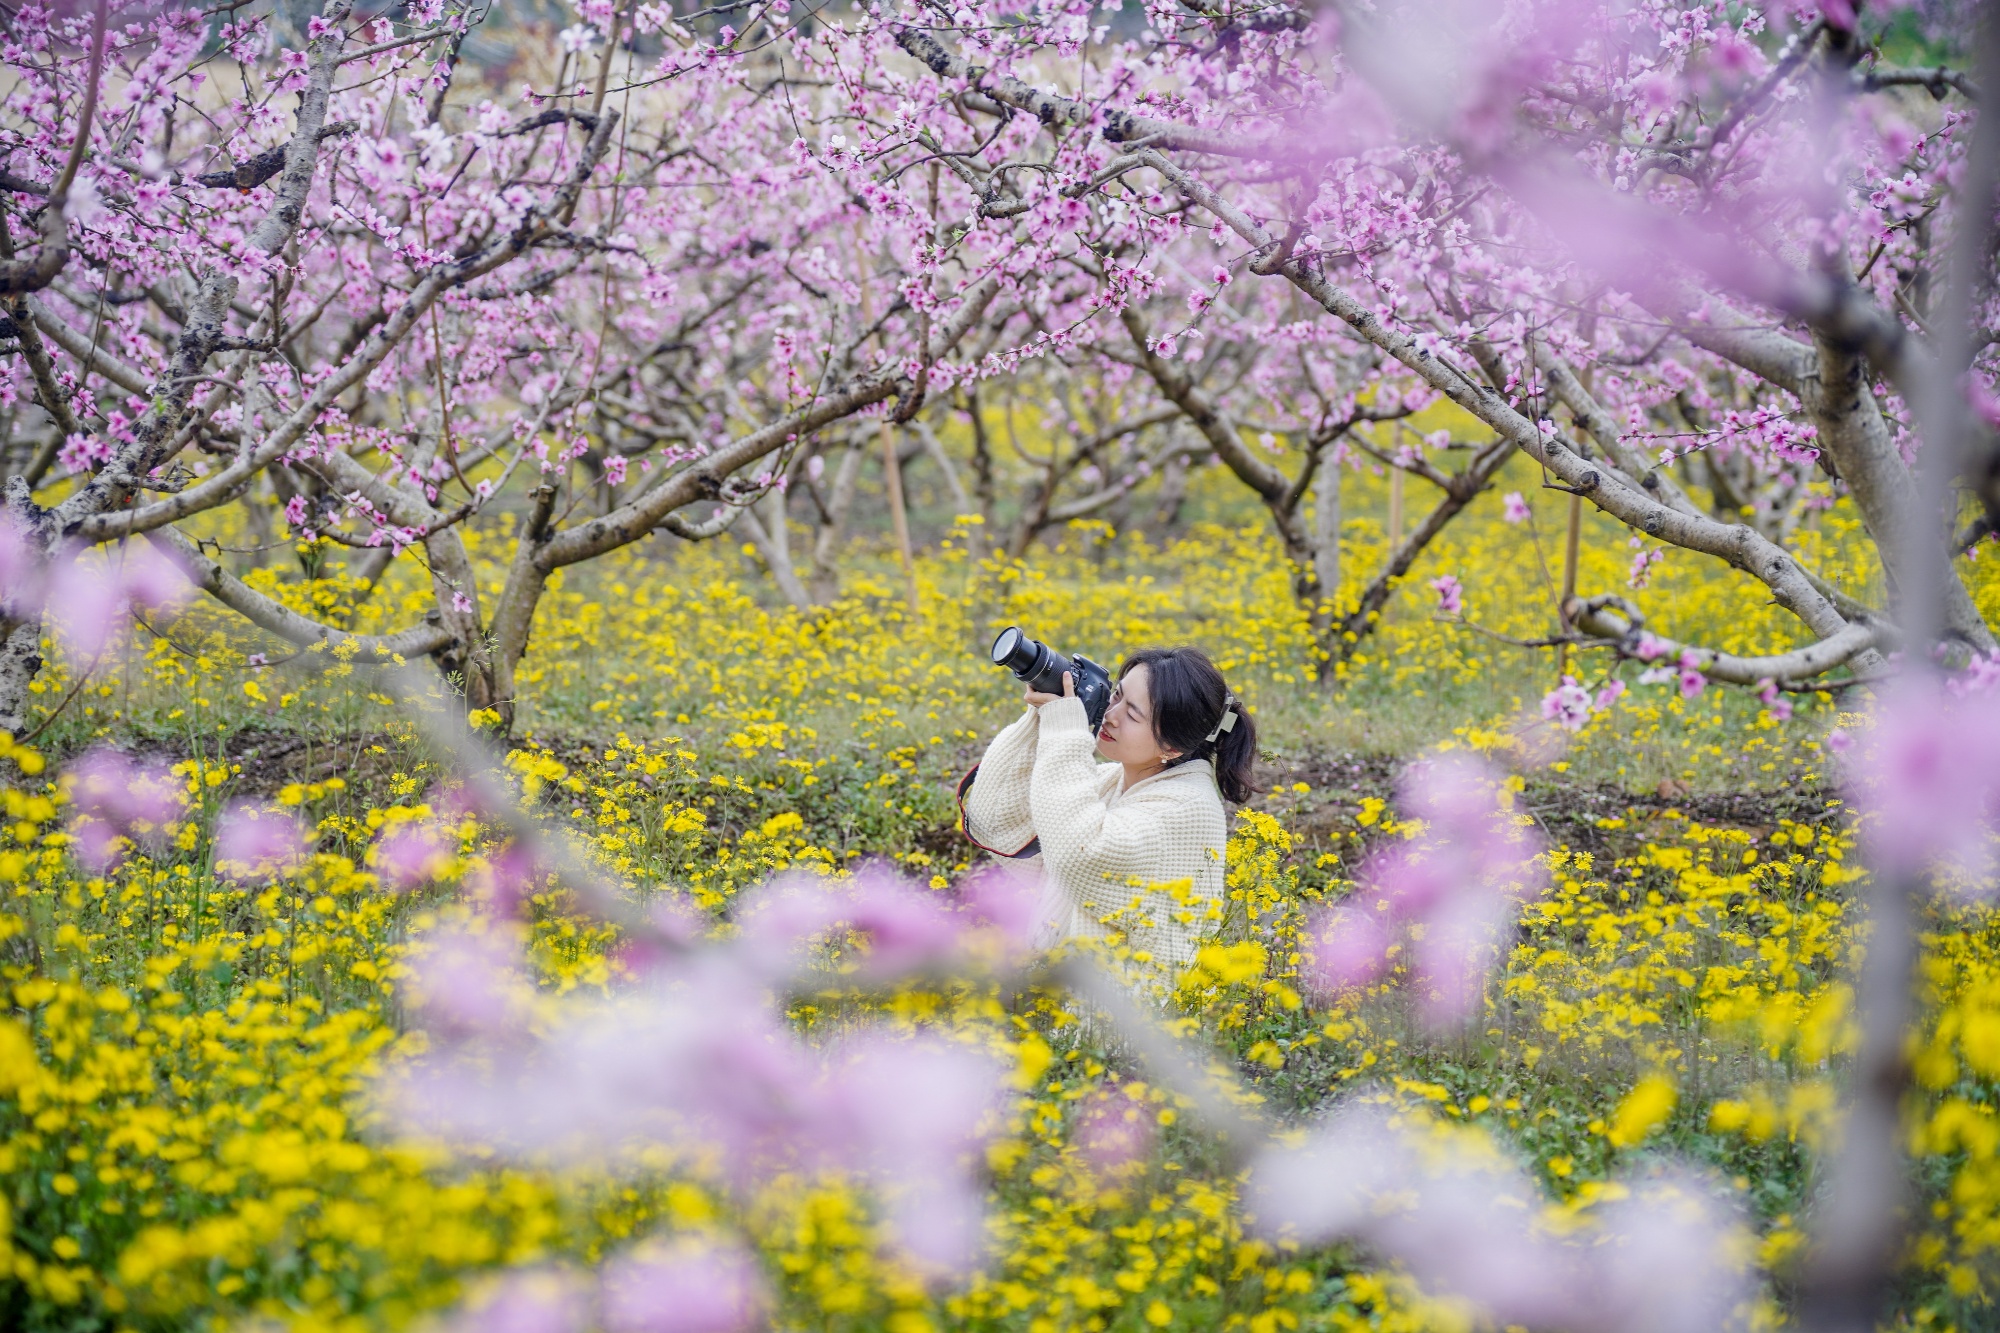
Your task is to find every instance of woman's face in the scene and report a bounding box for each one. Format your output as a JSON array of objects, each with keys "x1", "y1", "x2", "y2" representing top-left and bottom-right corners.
[{"x1": 1096, "y1": 664, "x2": 1179, "y2": 770}]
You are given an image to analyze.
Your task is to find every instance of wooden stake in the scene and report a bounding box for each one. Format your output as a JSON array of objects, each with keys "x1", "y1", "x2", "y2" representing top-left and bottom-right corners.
[
  {"x1": 850, "y1": 226, "x2": 920, "y2": 612},
  {"x1": 877, "y1": 417, "x2": 920, "y2": 611},
  {"x1": 1387, "y1": 466, "x2": 1404, "y2": 550},
  {"x1": 1560, "y1": 336, "x2": 1596, "y2": 683},
  {"x1": 1557, "y1": 492, "x2": 1582, "y2": 680}
]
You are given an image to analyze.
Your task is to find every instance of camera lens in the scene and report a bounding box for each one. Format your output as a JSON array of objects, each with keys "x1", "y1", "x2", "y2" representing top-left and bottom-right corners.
[{"x1": 991, "y1": 627, "x2": 1072, "y2": 695}]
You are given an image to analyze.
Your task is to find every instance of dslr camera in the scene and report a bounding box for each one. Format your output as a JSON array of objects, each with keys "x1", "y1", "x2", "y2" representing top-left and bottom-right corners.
[{"x1": 989, "y1": 626, "x2": 1113, "y2": 731}]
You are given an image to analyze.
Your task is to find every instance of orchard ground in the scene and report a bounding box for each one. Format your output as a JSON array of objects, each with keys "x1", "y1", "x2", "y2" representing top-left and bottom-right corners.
[{"x1": 3, "y1": 455, "x2": 1997, "y2": 1332}]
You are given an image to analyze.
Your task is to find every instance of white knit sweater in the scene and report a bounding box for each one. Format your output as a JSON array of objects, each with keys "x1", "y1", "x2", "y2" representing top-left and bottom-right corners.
[{"x1": 961, "y1": 696, "x2": 1228, "y2": 968}]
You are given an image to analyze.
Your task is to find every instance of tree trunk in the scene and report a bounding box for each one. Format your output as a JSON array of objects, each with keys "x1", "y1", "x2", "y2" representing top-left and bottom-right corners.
[
  {"x1": 965, "y1": 387, "x2": 996, "y2": 531},
  {"x1": 1326, "y1": 440, "x2": 1516, "y2": 668},
  {"x1": 912, "y1": 418, "x2": 971, "y2": 515},
  {"x1": 1151, "y1": 452, "x2": 1189, "y2": 533},
  {"x1": 0, "y1": 615, "x2": 44, "y2": 738},
  {"x1": 1803, "y1": 328, "x2": 1995, "y2": 650}
]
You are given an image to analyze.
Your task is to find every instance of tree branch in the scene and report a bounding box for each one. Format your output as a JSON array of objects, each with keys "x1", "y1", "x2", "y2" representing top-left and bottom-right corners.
[
  {"x1": 148, "y1": 527, "x2": 456, "y2": 663},
  {"x1": 537, "y1": 272, "x2": 1000, "y2": 569},
  {"x1": 1132, "y1": 146, "x2": 1860, "y2": 647}
]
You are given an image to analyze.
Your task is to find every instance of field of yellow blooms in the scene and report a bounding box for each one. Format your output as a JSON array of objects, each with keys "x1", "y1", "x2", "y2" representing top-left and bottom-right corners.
[{"x1": 4, "y1": 455, "x2": 2000, "y2": 1331}]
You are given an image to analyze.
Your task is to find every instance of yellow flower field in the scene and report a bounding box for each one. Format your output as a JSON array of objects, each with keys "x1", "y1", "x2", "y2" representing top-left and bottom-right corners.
[{"x1": 2, "y1": 460, "x2": 1999, "y2": 1331}]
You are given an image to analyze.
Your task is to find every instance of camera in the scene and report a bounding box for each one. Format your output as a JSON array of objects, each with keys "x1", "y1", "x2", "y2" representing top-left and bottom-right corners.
[{"x1": 990, "y1": 626, "x2": 1113, "y2": 731}]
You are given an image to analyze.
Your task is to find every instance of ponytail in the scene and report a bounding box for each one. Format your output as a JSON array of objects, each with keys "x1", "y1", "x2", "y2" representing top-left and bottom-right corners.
[
  {"x1": 1117, "y1": 647, "x2": 1260, "y2": 804},
  {"x1": 1207, "y1": 696, "x2": 1259, "y2": 805}
]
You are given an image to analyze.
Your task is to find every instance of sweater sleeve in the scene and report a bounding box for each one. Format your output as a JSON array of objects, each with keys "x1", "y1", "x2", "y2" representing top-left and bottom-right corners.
[
  {"x1": 961, "y1": 707, "x2": 1042, "y2": 855},
  {"x1": 1028, "y1": 697, "x2": 1172, "y2": 916}
]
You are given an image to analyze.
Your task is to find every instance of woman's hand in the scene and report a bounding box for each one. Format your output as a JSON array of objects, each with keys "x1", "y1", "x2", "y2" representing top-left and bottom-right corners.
[{"x1": 1025, "y1": 671, "x2": 1077, "y2": 708}]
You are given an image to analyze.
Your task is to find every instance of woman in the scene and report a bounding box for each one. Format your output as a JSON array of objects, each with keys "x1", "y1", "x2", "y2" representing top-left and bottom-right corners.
[{"x1": 957, "y1": 646, "x2": 1258, "y2": 969}]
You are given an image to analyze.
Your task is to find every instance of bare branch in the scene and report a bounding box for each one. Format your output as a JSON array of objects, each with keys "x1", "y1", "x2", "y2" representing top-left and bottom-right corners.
[
  {"x1": 1563, "y1": 593, "x2": 1890, "y2": 685},
  {"x1": 893, "y1": 29, "x2": 1283, "y2": 159},
  {"x1": 1858, "y1": 63, "x2": 1977, "y2": 100}
]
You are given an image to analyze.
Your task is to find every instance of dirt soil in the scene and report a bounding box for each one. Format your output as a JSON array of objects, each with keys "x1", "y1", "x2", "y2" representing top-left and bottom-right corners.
[
  {"x1": 81, "y1": 727, "x2": 1845, "y2": 860},
  {"x1": 1264, "y1": 751, "x2": 1840, "y2": 863}
]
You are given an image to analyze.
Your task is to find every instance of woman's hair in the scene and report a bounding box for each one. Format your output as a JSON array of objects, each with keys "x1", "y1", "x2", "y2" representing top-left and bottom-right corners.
[{"x1": 1118, "y1": 647, "x2": 1258, "y2": 804}]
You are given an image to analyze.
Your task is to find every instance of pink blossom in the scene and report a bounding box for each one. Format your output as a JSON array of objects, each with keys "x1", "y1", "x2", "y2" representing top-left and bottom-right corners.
[
  {"x1": 117, "y1": 543, "x2": 191, "y2": 612},
  {"x1": 1755, "y1": 678, "x2": 1794, "y2": 723},
  {"x1": 1428, "y1": 574, "x2": 1463, "y2": 615},
  {"x1": 212, "y1": 800, "x2": 310, "y2": 879},
  {"x1": 814, "y1": 1034, "x2": 1003, "y2": 1272},
  {"x1": 954, "y1": 864, "x2": 1043, "y2": 964},
  {"x1": 1627, "y1": 539, "x2": 1663, "y2": 590},
  {"x1": 466, "y1": 843, "x2": 539, "y2": 915},
  {"x1": 65, "y1": 748, "x2": 185, "y2": 873},
  {"x1": 1677, "y1": 665, "x2": 1707, "y2": 699},
  {"x1": 599, "y1": 1237, "x2": 765, "y2": 1333},
  {"x1": 1501, "y1": 491, "x2": 1530, "y2": 523},
  {"x1": 734, "y1": 864, "x2": 1028, "y2": 981},
  {"x1": 43, "y1": 561, "x2": 123, "y2": 659},
  {"x1": 45, "y1": 547, "x2": 191, "y2": 659},
  {"x1": 381, "y1": 921, "x2": 1008, "y2": 1273},
  {"x1": 402, "y1": 922, "x2": 536, "y2": 1040},
  {"x1": 1540, "y1": 676, "x2": 1592, "y2": 731},
  {"x1": 612, "y1": 897, "x2": 708, "y2": 979},
  {"x1": 1594, "y1": 680, "x2": 1627, "y2": 711}
]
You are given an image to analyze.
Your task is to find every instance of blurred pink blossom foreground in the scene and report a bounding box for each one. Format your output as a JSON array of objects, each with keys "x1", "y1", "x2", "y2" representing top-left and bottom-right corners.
[
  {"x1": 1845, "y1": 674, "x2": 2000, "y2": 893},
  {"x1": 1248, "y1": 1104, "x2": 1751, "y2": 1333},
  {"x1": 1303, "y1": 754, "x2": 1543, "y2": 1026},
  {"x1": 64, "y1": 748, "x2": 184, "y2": 873},
  {"x1": 437, "y1": 1242, "x2": 769, "y2": 1333},
  {"x1": 0, "y1": 525, "x2": 192, "y2": 660},
  {"x1": 381, "y1": 865, "x2": 1039, "y2": 1277},
  {"x1": 212, "y1": 800, "x2": 311, "y2": 879}
]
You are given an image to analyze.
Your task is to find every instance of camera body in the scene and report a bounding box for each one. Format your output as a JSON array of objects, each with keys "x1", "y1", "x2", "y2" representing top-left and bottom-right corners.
[{"x1": 990, "y1": 626, "x2": 1113, "y2": 731}]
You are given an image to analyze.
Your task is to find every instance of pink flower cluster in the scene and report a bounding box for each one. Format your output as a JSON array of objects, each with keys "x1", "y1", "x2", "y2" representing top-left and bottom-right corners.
[
  {"x1": 1539, "y1": 676, "x2": 1625, "y2": 732},
  {"x1": 1636, "y1": 642, "x2": 1708, "y2": 698},
  {"x1": 1303, "y1": 755, "x2": 1543, "y2": 1027}
]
